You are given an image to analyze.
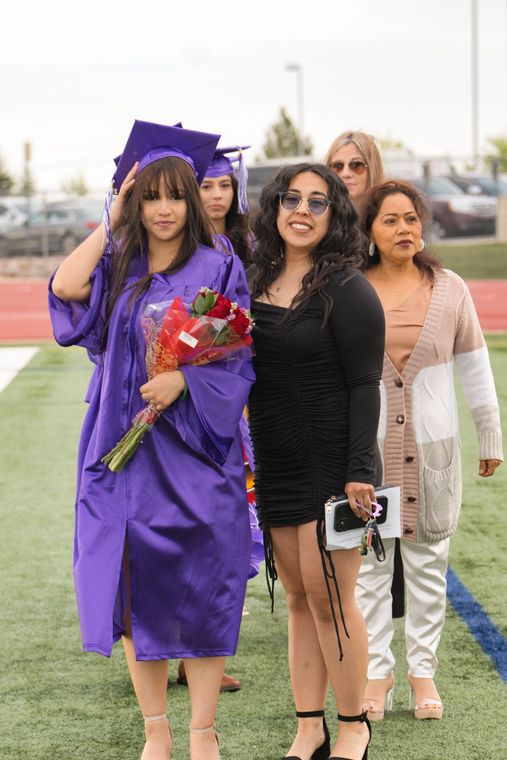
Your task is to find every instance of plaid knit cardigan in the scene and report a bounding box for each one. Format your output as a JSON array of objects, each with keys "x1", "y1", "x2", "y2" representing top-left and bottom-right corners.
[{"x1": 377, "y1": 269, "x2": 503, "y2": 543}]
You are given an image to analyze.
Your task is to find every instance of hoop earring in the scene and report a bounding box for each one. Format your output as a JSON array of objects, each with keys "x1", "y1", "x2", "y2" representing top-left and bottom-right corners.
[
  {"x1": 368, "y1": 241, "x2": 376, "y2": 257},
  {"x1": 419, "y1": 239, "x2": 425, "y2": 252}
]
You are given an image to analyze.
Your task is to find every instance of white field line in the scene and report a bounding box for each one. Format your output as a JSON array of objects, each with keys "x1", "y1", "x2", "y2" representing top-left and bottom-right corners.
[{"x1": 0, "y1": 347, "x2": 40, "y2": 393}]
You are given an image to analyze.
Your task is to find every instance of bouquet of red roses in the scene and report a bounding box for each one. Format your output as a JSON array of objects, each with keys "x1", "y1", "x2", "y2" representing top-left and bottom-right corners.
[{"x1": 101, "y1": 287, "x2": 254, "y2": 472}]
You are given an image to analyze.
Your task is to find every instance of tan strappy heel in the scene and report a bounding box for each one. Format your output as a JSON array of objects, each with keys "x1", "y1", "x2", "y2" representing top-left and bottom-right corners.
[
  {"x1": 189, "y1": 723, "x2": 219, "y2": 744},
  {"x1": 144, "y1": 714, "x2": 169, "y2": 724},
  {"x1": 142, "y1": 714, "x2": 172, "y2": 758}
]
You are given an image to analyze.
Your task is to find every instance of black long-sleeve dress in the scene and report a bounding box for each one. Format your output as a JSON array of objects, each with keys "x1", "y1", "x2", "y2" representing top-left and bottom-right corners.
[{"x1": 249, "y1": 270, "x2": 385, "y2": 530}]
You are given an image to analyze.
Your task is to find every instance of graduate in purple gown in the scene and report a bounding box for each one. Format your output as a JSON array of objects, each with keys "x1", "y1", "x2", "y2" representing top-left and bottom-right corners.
[
  {"x1": 49, "y1": 120, "x2": 255, "y2": 760},
  {"x1": 200, "y1": 146, "x2": 252, "y2": 267},
  {"x1": 200, "y1": 147, "x2": 263, "y2": 579},
  {"x1": 169, "y1": 148, "x2": 263, "y2": 696}
]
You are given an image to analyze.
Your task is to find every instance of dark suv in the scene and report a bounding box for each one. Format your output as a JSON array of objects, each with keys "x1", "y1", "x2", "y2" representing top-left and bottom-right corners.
[
  {"x1": 412, "y1": 177, "x2": 496, "y2": 239},
  {"x1": 443, "y1": 174, "x2": 507, "y2": 198}
]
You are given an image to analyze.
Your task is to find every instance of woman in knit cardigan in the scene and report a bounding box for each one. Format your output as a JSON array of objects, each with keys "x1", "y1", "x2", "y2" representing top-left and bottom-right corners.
[{"x1": 357, "y1": 180, "x2": 503, "y2": 722}]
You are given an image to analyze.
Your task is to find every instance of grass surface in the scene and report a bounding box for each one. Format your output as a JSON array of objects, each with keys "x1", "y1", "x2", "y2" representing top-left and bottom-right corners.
[
  {"x1": 434, "y1": 242, "x2": 507, "y2": 279},
  {"x1": 0, "y1": 342, "x2": 506, "y2": 759}
]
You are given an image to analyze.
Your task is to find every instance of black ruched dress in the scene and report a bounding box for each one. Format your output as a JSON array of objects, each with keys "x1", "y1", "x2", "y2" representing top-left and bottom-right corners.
[{"x1": 249, "y1": 271, "x2": 385, "y2": 530}]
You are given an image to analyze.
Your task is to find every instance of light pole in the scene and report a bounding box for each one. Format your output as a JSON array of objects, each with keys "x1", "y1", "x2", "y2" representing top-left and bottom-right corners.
[
  {"x1": 471, "y1": 0, "x2": 479, "y2": 165},
  {"x1": 286, "y1": 63, "x2": 304, "y2": 156}
]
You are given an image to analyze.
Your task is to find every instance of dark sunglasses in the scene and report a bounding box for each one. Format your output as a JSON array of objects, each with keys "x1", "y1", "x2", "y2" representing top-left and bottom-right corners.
[
  {"x1": 277, "y1": 191, "x2": 333, "y2": 216},
  {"x1": 330, "y1": 160, "x2": 368, "y2": 175}
]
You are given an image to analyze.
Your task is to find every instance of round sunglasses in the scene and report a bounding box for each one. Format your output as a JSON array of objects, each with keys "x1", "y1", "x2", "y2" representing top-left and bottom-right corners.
[
  {"x1": 329, "y1": 159, "x2": 368, "y2": 175},
  {"x1": 277, "y1": 191, "x2": 333, "y2": 216}
]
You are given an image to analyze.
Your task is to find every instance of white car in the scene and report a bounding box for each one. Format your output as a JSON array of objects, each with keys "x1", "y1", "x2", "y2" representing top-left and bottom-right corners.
[{"x1": 0, "y1": 199, "x2": 28, "y2": 234}]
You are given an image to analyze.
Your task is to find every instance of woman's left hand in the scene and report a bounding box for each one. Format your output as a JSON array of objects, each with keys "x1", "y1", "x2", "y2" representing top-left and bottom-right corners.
[
  {"x1": 140, "y1": 371, "x2": 186, "y2": 413},
  {"x1": 344, "y1": 481, "x2": 376, "y2": 520},
  {"x1": 478, "y1": 459, "x2": 502, "y2": 477}
]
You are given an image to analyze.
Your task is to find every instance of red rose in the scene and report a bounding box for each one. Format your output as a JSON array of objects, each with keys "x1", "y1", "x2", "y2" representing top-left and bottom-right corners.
[
  {"x1": 230, "y1": 309, "x2": 252, "y2": 337},
  {"x1": 207, "y1": 294, "x2": 232, "y2": 319}
]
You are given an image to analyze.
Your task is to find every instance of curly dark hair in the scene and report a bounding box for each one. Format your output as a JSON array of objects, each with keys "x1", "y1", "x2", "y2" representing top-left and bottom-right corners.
[
  {"x1": 361, "y1": 180, "x2": 441, "y2": 280},
  {"x1": 106, "y1": 157, "x2": 214, "y2": 325},
  {"x1": 251, "y1": 163, "x2": 367, "y2": 322},
  {"x1": 224, "y1": 174, "x2": 253, "y2": 267}
]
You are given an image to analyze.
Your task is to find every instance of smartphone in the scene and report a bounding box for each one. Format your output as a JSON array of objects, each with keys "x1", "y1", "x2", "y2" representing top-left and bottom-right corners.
[{"x1": 333, "y1": 495, "x2": 388, "y2": 532}]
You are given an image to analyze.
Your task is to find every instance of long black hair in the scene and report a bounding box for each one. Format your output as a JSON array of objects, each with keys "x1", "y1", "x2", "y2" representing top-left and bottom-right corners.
[
  {"x1": 106, "y1": 157, "x2": 214, "y2": 326},
  {"x1": 224, "y1": 174, "x2": 253, "y2": 267},
  {"x1": 251, "y1": 163, "x2": 367, "y2": 323}
]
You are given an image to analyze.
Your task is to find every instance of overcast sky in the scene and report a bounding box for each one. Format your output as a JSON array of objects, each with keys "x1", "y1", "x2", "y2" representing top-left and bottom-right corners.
[{"x1": 2, "y1": 0, "x2": 506, "y2": 191}]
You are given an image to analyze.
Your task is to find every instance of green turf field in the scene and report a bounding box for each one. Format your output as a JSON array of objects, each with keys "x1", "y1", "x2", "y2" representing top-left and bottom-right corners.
[
  {"x1": 434, "y1": 242, "x2": 507, "y2": 280},
  {"x1": 0, "y1": 342, "x2": 506, "y2": 759}
]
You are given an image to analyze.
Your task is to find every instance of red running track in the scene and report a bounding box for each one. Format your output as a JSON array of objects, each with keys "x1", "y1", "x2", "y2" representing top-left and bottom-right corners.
[{"x1": 0, "y1": 278, "x2": 506, "y2": 342}]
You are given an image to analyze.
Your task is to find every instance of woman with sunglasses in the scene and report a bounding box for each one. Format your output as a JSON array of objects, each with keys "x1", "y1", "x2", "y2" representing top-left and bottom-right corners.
[
  {"x1": 325, "y1": 132, "x2": 384, "y2": 210},
  {"x1": 248, "y1": 164, "x2": 385, "y2": 760},
  {"x1": 326, "y1": 133, "x2": 407, "y2": 651}
]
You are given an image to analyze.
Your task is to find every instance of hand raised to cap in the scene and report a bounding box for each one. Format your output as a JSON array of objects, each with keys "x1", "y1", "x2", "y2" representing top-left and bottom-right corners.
[{"x1": 110, "y1": 162, "x2": 138, "y2": 233}]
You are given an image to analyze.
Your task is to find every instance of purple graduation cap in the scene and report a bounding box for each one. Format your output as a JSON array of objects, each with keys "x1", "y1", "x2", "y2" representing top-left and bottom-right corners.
[
  {"x1": 205, "y1": 146, "x2": 250, "y2": 214},
  {"x1": 112, "y1": 121, "x2": 183, "y2": 174},
  {"x1": 103, "y1": 120, "x2": 220, "y2": 254},
  {"x1": 112, "y1": 120, "x2": 220, "y2": 192}
]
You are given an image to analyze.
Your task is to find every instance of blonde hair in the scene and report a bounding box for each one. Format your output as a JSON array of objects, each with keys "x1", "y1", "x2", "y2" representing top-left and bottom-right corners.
[{"x1": 324, "y1": 131, "x2": 384, "y2": 190}]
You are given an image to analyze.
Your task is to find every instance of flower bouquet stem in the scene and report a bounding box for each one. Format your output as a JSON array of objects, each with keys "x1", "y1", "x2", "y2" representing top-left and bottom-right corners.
[{"x1": 101, "y1": 405, "x2": 160, "y2": 473}]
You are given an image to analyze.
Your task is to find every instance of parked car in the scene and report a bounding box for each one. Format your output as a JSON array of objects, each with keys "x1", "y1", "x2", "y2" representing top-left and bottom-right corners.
[
  {"x1": 411, "y1": 177, "x2": 496, "y2": 239},
  {"x1": 443, "y1": 174, "x2": 507, "y2": 197},
  {"x1": 0, "y1": 197, "x2": 33, "y2": 235},
  {"x1": 0, "y1": 200, "x2": 103, "y2": 256},
  {"x1": 246, "y1": 157, "x2": 312, "y2": 211}
]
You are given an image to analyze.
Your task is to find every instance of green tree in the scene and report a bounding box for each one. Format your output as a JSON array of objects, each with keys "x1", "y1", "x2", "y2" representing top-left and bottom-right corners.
[
  {"x1": 0, "y1": 154, "x2": 15, "y2": 195},
  {"x1": 61, "y1": 173, "x2": 89, "y2": 196},
  {"x1": 378, "y1": 135, "x2": 406, "y2": 151},
  {"x1": 484, "y1": 136, "x2": 507, "y2": 173},
  {"x1": 261, "y1": 107, "x2": 313, "y2": 159}
]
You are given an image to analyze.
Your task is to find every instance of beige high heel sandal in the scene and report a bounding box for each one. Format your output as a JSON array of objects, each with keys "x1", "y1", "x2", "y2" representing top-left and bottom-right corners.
[
  {"x1": 189, "y1": 722, "x2": 220, "y2": 745},
  {"x1": 407, "y1": 677, "x2": 444, "y2": 720},
  {"x1": 144, "y1": 713, "x2": 172, "y2": 731},
  {"x1": 362, "y1": 675, "x2": 395, "y2": 721},
  {"x1": 142, "y1": 714, "x2": 172, "y2": 756},
  {"x1": 189, "y1": 723, "x2": 220, "y2": 759}
]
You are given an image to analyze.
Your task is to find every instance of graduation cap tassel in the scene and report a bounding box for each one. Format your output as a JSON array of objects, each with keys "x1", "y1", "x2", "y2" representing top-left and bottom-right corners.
[
  {"x1": 102, "y1": 182, "x2": 114, "y2": 256},
  {"x1": 237, "y1": 150, "x2": 249, "y2": 215}
]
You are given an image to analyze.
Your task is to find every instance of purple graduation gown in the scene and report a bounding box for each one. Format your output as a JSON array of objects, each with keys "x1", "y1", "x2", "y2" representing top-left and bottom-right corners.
[{"x1": 48, "y1": 245, "x2": 255, "y2": 660}]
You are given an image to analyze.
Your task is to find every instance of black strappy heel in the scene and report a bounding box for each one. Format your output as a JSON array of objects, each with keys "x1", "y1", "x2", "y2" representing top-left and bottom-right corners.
[
  {"x1": 328, "y1": 711, "x2": 371, "y2": 760},
  {"x1": 284, "y1": 709, "x2": 330, "y2": 760}
]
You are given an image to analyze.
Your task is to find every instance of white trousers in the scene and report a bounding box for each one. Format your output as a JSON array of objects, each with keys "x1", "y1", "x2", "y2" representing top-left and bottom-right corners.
[{"x1": 356, "y1": 537, "x2": 450, "y2": 679}]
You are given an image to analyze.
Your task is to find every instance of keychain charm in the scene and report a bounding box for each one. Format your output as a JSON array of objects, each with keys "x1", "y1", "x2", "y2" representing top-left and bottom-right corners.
[{"x1": 359, "y1": 516, "x2": 386, "y2": 562}]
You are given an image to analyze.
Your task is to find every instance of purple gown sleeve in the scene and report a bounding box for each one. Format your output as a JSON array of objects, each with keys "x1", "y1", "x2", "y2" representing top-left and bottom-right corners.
[
  {"x1": 48, "y1": 255, "x2": 110, "y2": 355},
  {"x1": 172, "y1": 254, "x2": 255, "y2": 465}
]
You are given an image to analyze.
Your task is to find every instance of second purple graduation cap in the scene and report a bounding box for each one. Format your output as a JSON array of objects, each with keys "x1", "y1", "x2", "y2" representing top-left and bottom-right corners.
[
  {"x1": 113, "y1": 120, "x2": 220, "y2": 192},
  {"x1": 205, "y1": 146, "x2": 250, "y2": 178},
  {"x1": 205, "y1": 145, "x2": 251, "y2": 214}
]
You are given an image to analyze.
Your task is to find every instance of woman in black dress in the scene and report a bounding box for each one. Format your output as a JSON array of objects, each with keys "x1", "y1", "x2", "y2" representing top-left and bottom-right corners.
[{"x1": 248, "y1": 164, "x2": 385, "y2": 760}]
